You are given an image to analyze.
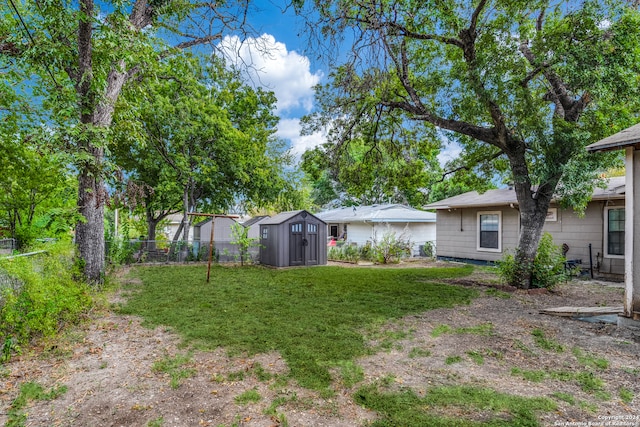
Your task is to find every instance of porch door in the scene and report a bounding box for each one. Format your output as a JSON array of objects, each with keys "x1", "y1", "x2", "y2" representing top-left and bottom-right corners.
[{"x1": 289, "y1": 222, "x2": 305, "y2": 266}]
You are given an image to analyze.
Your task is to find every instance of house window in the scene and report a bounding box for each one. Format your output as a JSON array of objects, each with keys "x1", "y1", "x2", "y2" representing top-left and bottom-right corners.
[
  {"x1": 477, "y1": 211, "x2": 501, "y2": 252},
  {"x1": 605, "y1": 207, "x2": 624, "y2": 257},
  {"x1": 261, "y1": 227, "x2": 268, "y2": 240},
  {"x1": 330, "y1": 225, "x2": 338, "y2": 238}
]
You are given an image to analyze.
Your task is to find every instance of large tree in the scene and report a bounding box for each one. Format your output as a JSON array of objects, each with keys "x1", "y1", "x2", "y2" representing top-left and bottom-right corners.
[
  {"x1": 299, "y1": 0, "x2": 640, "y2": 288},
  {"x1": 1, "y1": 0, "x2": 254, "y2": 283},
  {"x1": 0, "y1": 132, "x2": 76, "y2": 247},
  {"x1": 111, "y1": 54, "x2": 292, "y2": 243}
]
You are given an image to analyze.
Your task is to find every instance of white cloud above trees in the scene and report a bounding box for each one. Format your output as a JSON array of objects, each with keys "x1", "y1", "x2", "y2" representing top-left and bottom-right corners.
[{"x1": 218, "y1": 34, "x2": 323, "y2": 115}]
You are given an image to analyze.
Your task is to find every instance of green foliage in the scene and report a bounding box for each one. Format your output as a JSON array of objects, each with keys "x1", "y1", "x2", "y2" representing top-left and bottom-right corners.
[
  {"x1": 327, "y1": 244, "x2": 361, "y2": 263},
  {"x1": 353, "y1": 383, "x2": 556, "y2": 426},
  {"x1": 229, "y1": 223, "x2": 260, "y2": 266},
  {"x1": 151, "y1": 352, "x2": 197, "y2": 389},
  {"x1": 572, "y1": 347, "x2": 609, "y2": 370},
  {"x1": 0, "y1": 241, "x2": 92, "y2": 361},
  {"x1": 111, "y1": 54, "x2": 293, "y2": 240},
  {"x1": 531, "y1": 328, "x2": 565, "y2": 353},
  {"x1": 498, "y1": 233, "x2": 567, "y2": 289},
  {"x1": 301, "y1": 0, "x2": 640, "y2": 287},
  {"x1": 0, "y1": 134, "x2": 78, "y2": 248},
  {"x1": 466, "y1": 351, "x2": 484, "y2": 365},
  {"x1": 335, "y1": 360, "x2": 364, "y2": 388},
  {"x1": 551, "y1": 392, "x2": 575, "y2": 406},
  {"x1": 106, "y1": 237, "x2": 136, "y2": 267},
  {"x1": 619, "y1": 387, "x2": 634, "y2": 404},
  {"x1": 120, "y1": 264, "x2": 475, "y2": 390},
  {"x1": 371, "y1": 228, "x2": 412, "y2": 264},
  {"x1": 234, "y1": 388, "x2": 261, "y2": 405},
  {"x1": 408, "y1": 347, "x2": 431, "y2": 358},
  {"x1": 445, "y1": 355, "x2": 462, "y2": 365},
  {"x1": 7, "y1": 381, "x2": 67, "y2": 427},
  {"x1": 300, "y1": 136, "x2": 441, "y2": 208}
]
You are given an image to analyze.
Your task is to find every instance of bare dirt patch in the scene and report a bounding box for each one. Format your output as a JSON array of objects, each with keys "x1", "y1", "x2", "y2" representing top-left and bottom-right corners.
[{"x1": 1, "y1": 263, "x2": 639, "y2": 427}]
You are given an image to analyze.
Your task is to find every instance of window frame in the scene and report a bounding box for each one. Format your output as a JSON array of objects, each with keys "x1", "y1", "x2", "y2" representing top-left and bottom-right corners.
[
  {"x1": 604, "y1": 206, "x2": 625, "y2": 259},
  {"x1": 477, "y1": 211, "x2": 502, "y2": 253}
]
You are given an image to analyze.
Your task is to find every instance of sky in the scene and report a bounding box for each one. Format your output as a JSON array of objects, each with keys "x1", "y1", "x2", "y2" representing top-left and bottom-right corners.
[
  {"x1": 216, "y1": 0, "x2": 460, "y2": 166},
  {"x1": 217, "y1": 1, "x2": 326, "y2": 160}
]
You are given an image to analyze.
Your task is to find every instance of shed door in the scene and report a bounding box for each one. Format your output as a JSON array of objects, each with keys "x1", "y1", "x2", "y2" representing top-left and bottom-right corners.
[
  {"x1": 306, "y1": 222, "x2": 319, "y2": 265},
  {"x1": 289, "y1": 222, "x2": 305, "y2": 266}
]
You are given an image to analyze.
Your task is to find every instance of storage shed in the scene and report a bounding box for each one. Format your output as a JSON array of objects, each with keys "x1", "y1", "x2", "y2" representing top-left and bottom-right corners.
[
  {"x1": 193, "y1": 216, "x2": 238, "y2": 261},
  {"x1": 259, "y1": 210, "x2": 327, "y2": 267}
]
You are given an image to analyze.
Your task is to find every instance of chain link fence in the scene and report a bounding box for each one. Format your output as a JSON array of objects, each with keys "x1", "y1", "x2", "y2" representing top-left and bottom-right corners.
[
  {"x1": 0, "y1": 239, "x2": 16, "y2": 255},
  {"x1": 106, "y1": 240, "x2": 260, "y2": 265}
]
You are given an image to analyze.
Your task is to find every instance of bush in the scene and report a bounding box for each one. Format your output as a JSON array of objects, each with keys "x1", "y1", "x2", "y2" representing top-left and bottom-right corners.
[
  {"x1": 328, "y1": 244, "x2": 360, "y2": 263},
  {"x1": 0, "y1": 241, "x2": 92, "y2": 362},
  {"x1": 497, "y1": 233, "x2": 567, "y2": 289},
  {"x1": 372, "y1": 229, "x2": 413, "y2": 264}
]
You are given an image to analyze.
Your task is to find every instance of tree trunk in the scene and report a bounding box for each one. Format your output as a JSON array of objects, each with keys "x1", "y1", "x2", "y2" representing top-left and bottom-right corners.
[
  {"x1": 145, "y1": 209, "x2": 162, "y2": 250},
  {"x1": 76, "y1": 149, "x2": 106, "y2": 283},
  {"x1": 512, "y1": 205, "x2": 548, "y2": 289},
  {"x1": 505, "y1": 144, "x2": 556, "y2": 289}
]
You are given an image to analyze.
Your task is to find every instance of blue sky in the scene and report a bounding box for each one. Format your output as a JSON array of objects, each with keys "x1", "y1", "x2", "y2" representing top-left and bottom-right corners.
[
  {"x1": 215, "y1": 0, "x2": 460, "y2": 165},
  {"x1": 216, "y1": 1, "x2": 327, "y2": 159}
]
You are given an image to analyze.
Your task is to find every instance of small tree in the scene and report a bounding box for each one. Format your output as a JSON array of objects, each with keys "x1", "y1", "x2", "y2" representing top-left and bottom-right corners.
[{"x1": 230, "y1": 223, "x2": 260, "y2": 266}]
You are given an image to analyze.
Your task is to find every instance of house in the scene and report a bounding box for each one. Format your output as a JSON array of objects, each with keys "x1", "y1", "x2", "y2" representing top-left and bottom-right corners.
[
  {"x1": 315, "y1": 204, "x2": 437, "y2": 257},
  {"x1": 259, "y1": 210, "x2": 327, "y2": 267},
  {"x1": 424, "y1": 177, "x2": 626, "y2": 278},
  {"x1": 163, "y1": 213, "x2": 193, "y2": 241},
  {"x1": 586, "y1": 123, "x2": 640, "y2": 327}
]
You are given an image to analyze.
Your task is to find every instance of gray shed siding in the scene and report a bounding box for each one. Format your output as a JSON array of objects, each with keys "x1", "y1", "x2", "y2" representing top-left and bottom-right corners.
[
  {"x1": 435, "y1": 201, "x2": 624, "y2": 276},
  {"x1": 259, "y1": 211, "x2": 327, "y2": 267}
]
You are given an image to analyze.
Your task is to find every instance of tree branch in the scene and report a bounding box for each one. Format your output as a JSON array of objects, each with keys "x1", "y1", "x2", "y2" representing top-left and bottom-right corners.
[{"x1": 437, "y1": 149, "x2": 503, "y2": 182}]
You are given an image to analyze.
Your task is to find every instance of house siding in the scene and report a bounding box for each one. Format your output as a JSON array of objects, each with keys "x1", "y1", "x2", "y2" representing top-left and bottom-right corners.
[{"x1": 435, "y1": 201, "x2": 624, "y2": 277}]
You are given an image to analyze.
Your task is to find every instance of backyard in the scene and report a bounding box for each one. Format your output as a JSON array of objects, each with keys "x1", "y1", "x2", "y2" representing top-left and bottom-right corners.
[{"x1": 1, "y1": 261, "x2": 638, "y2": 427}]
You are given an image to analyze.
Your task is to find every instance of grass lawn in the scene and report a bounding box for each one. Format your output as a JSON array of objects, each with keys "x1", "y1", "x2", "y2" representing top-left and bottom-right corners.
[{"x1": 119, "y1": 264, "x2": 475, "y2": 390}]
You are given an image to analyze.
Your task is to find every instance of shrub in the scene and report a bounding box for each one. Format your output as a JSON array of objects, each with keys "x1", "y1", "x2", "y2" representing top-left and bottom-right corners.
[
  {"x1": 0, "y1": 241, "x2": 92, "y2": 361},
  {"x1": 372, "y1": 229, "x2": 413, "y2": 264},
  {"x1": 497, "y1": 233, "x2": 567, "y2": 289},
  {"x1": 327, "y1": 244, "x2": 360, "y2": 263}
]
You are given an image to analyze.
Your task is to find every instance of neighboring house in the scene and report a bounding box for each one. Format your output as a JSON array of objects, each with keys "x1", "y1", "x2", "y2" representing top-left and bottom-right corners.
[
  {"x1": 315, "y1": 204, "x2": 437, "y2": 257},
  {"x1": 424, "y1": 177, "x2": 626, "y2": 278},
  {"x1": 164, "y1": 213, "x2": 193, "y2": 241}
]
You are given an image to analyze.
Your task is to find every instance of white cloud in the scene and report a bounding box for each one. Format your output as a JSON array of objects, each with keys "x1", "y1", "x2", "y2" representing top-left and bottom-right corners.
[
  {"x1": 437, "y1": 140, "x2": 462, "y2": 167},
  {"x1": 277, "y1": 118, "x2": 325, "y2": 158},
  {"x1": 218, "y1": 34, "x2": 323, "y2": 115}
]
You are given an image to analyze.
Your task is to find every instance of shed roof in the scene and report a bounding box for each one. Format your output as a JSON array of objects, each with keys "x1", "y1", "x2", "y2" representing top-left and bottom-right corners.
[
  {"x1": 424, "y1": 176, "x2": 625, "y2": 210},
  {"x1": 316, "y1": 204, "x2": 436, "y2": 223},
  {"x1": 193, "y1": 215, "x2": 239, "y2": 227},
  {"x1": 260, "y1": 210, "x2": 326, "y2": 225},
  {"x1": 241, "y1": 215, "x2": 270, "y2": 228},
  {"x1": 586, "y1": 123, "x2": 640, "y2": 152}
]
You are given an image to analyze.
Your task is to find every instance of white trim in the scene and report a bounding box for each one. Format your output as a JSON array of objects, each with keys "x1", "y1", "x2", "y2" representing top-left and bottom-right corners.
[
  {"x1": 477, "y1": 211, "x2": 502, "y2": 253},
  {"x1": 604, "y1": 205, "x2": 625, "y2": 259}
]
